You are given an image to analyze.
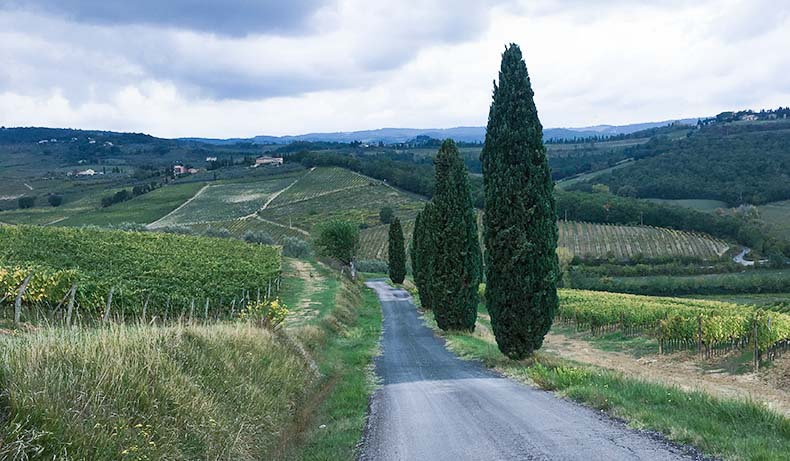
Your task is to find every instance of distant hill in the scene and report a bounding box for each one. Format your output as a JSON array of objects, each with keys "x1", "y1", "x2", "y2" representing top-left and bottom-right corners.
[{"x1": 181, "y1": 118, "x2": 701, "y2": 145}]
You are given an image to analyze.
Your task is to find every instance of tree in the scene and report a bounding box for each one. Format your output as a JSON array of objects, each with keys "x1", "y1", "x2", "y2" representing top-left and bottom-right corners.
[
  {"x1": 379, "y1": 206, "x2": 394, "y2": 224},
  {"x1": 388, "y1": 217, "x2": 406, "y2": 283},
  {"x1": 47, "y1": 194, "x2": 63, "y2": 207},
  {"x1": 411, "y1": 204, "x2": 437, "y2": 310},
  {"x1": 430, "y1": 139, "x2": 482, "y2": 331},
  {"x1": 314, "y1": 220, "x2": 359, "y2": 265},
  {"x1": 480, "y1": 44, "x2": 560, "y2": 359},
  {"x1": 18, "y1": 196, "x2": 35, "y2": 209}
]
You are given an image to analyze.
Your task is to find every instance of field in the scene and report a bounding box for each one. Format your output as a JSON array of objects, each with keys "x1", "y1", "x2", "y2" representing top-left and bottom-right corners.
[
  {"x1": 148, "y1": 175, "x2": 301, "y2": 228},
  {"x1": 760, "y1": 200, "x2": 790, "y2": 244},
  {"x1": 558, "y1": 221, "x2": 729, "y2": 261},
  {"x1": 0, "y1": 225, "x2": 281, "y2": 321},
  {"x1": 60, "y1": 182, "x2": 207, "y2": 227}
]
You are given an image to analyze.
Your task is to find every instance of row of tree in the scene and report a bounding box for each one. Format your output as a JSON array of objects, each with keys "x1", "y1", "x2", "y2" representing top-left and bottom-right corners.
[{"x1": 388, "y1": 44, "x2": 560, "y2": 359}]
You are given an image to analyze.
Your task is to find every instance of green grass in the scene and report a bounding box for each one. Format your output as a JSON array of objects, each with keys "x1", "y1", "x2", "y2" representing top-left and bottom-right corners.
[
  {"x1": 60, "y1": 182, "x2": 207, "y2": 227},
  {"x1": 0, "y1": 323, "x2": 317, "y2": 460},
  {"x1": 429, "y1": 310, "x2": 790, "y2": 460},
  {"x1": 282, "y1": 284, "x2": 382, "y2": 460}
]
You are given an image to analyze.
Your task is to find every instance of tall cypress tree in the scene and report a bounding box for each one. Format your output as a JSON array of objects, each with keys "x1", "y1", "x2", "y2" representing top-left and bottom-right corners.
[
  {"x1": 480, "y1": 44, "x2": 559, "y2": 359},
  {"x1": 388, "y1": 217, "x2": 406, "y2": 284},
  {"x1": 431, "y1": 139, "x2": 482, "y2": 331}
]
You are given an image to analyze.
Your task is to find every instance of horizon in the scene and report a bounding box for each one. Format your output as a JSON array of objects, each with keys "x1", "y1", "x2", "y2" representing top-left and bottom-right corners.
[{"x1": 1, "y1": 1, "x2": 788, "y2": 138}]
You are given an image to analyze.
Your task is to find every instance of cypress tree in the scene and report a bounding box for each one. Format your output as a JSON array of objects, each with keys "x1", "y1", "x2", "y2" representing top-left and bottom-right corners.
[
  {"x1": 480, "y1": 44, "x2": 560, "y2": 359},
  {"x1": 431, "y1": 139, "x2": 482, "y2": 331},
  {"x1": 411, "y1": 203, "x2": 437, "y2": 310},
  {"x1": 388, "y1": 217, "x2": 406, "y2": 284}
]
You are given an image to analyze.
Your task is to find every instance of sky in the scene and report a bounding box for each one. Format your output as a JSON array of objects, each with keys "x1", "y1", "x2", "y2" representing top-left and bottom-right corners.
[{"x1": 0, "y1": 0, "x2": 788, "y2": 138}]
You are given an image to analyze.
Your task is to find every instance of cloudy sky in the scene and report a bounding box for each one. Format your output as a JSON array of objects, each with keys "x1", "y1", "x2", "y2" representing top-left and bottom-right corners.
[{"x1": 1, "y1": 0, "x2": 788, "y2": 138}]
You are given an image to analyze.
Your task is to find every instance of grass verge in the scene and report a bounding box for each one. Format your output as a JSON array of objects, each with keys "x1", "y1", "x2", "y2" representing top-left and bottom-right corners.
[
  {"x1": 426, "y1": 307, "x2": 790, "y2": 461},
  {"x1": 279, "y1": 277, "x2": 382, "y2": 460}
]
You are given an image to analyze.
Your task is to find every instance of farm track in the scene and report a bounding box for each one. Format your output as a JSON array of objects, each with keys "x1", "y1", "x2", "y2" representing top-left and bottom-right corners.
[
  {"x1": 146, "y1": 184, "x2": 209, "y2": 229},
  {"x1": 253, "y1": 216, "x2": 309, "y2": 236},
  {"x1": 240, "y1": 167, "x2": 315, "y2": 220},
  {"x1": 360, "y1": 281, "x2": 698, "y2": 461}
]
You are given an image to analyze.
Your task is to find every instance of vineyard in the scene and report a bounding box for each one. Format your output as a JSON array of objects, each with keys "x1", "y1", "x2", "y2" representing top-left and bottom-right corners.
[
  {"x1": 266, "y1": 167, "x2": 372, "y2": 208},
  {"x1": 556, "y1": 289, "x2": 790, "y2": 363},
  {"x1": 359, "y1": 220, "x2": 416, "y2": 260},
  {"x1": 558, "y1": 220, "x2": 730, "y2": 261},
  {"x1": 0, "y1": 225, "x2": 281, "y2": 323},
  {"x1": 148, "y1": 175, "x2": 300, "y2": 228}
]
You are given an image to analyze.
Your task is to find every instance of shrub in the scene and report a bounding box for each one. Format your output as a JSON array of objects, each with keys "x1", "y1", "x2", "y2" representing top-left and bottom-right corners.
[
  {"x1": 379, "y1": 206, "x2": 394, "y2": 224},
  {"x1": 47, "y1": 194, "x2": 63, "y2": 207},
  {"x1": 239, "y1": 298, "x2": 289, "y2": 329},
  {"x1": 356, "y1": 259, "x2": 389, "y2": 273},
  {"x1": 18, "y1": 196, "x2": 35, "y2": 209},
  {"x1": 202, "y1": 226, "x2": 232, "y2": 239},
  {"x1": 282, "y1": 236, "x2": 311, "y2": 259},
  {"x1": 244, "y1": 231, "x2": 275, "y2": 245}
]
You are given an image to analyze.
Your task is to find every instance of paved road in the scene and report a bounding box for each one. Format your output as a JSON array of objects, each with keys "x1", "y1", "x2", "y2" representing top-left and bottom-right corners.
[{"x1": 359, "y1": 280, "x2": 702, "y2": 461}]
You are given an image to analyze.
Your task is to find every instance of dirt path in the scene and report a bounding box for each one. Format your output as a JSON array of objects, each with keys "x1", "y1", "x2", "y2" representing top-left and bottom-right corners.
[
  {"x1": 146, "y1": 184, "x2": 209, "y2": 229},
  {"x1": 239, "y1": 167, "x2": 315, "y2": 221},
  {"x1": 285, "y1": 259, "x2": 327, "y2": 327},
  {"x1": 542, "y1": 331, "x2": 790, "y2": 417}
]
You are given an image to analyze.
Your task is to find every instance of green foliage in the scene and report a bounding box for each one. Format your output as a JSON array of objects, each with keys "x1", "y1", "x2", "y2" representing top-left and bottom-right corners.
[
  {"x1": 557, "y1": 289, "x2": 790, "y2": 352},
  {"x1": 355, "y1": 259, "x2": 389, "y2": 274},
  {"x1": 577, "y1": 120, "x2": 790, "y2": 205},
  {"x1": 379, "y1": 206, "x2": 394, "y2": 224},
  {"x1": 47, "y1": 194, "x2": 63, "y2": 207},
  {"x1": 387, "y1": 218, "x2": 406, "y2": 284},
  {"x1": 17, "y1": 196, "x2": 35, "y2": 209},
  {"x1": 243, "y1": 230, "x2": 275, "y2": 245},
  {"x1": 314, "y1": 220, "x2": 359, "y2": 265},
  {"x1": 481, "y1": 44, "x2": 559, "y2": 359},
  {"x1": 410, "y1": 206, "x2": 437, "y2": 310},
  {"x1": 427, "y1": 139, "x2": 481, "y2": 331},
  {"x1": 282, "y1": 236, "x2": 311, "y2": 259},
  {"x1": 239, "y1": 298, "x2": 288, "y2": 329},
  {"x1": 0, "y1": 225, "x2": 281, "y2": 318}
]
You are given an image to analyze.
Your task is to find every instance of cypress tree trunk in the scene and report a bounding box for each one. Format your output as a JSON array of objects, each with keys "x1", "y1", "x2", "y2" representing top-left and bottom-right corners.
[
  {"x1": 431, "y1": 139, "x2": 482, "y2": 331},
  {"x1": 480, "y1": 44, "x2": 560, "y2": 359},
  {"x1": 388, "y1": 217, "x2": 407, "y2": 284}
]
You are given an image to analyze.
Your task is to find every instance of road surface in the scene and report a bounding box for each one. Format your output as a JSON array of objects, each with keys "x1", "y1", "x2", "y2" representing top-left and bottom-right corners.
[{"x1": 359, "y1": 280, "x2": 703, "y2": 461}]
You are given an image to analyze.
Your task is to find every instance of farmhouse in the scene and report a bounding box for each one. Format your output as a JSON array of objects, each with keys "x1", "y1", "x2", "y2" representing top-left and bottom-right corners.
[
  {"x1": 206, "y1": 156, "x2": 218, "y2": 162},
  {"x1": 173, "y1": 165, "x2": 186, "y2": 175},
  {"x1": 76, "y1": 169, "x2": 96, "y2": 176},
  {"x1": 255, "y1": 156, "x2": 284, "y2": 167},
  {"x1": 187, "y1": 167, "x2": 199, "y2": 174}
]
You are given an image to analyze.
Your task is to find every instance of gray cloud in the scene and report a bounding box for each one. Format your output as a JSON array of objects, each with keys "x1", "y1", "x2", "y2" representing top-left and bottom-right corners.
[{"x1": 0, "y1": 0, "x2": 330, "y2": 36}]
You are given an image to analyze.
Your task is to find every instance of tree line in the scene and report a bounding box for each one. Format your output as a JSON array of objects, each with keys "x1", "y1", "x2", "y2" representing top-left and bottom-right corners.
[{"x1": 394, "y1": 44, "x2": 559, "y2": 359}]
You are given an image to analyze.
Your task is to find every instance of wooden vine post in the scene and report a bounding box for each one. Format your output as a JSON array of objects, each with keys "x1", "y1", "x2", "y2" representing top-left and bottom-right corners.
[
  {"x1": 65, "y1": 283, "x2": 77, "y2": 327},
  {"x1": 102, "y1": 287, "x2": 115, "y2": 324},
  {"x1": 753, "y1": 319, "x2": 759, "y2": 372},
  {"x1": 14, "y1": 272, "x2": 34, "y2": 325},
  {"x1": 696, "y1": 314, "x2": 702, "y2": 356}
]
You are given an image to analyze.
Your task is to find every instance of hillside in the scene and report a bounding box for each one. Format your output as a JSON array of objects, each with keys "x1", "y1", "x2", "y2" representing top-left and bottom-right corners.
[{"x1": 574, "y1": 119, "x2": 790, "y2": 205}]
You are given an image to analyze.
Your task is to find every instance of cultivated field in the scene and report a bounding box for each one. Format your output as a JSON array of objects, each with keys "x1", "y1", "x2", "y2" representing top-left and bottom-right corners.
[
  {"x1": 148, "y1": 175, "x2": 300, "y2": 228},
  {"x1": 558, "y1": 220, "x2": 730, "y2": 261},
  {"x1": 0, "y1": 225, "x2": 281, "y2": 322}
]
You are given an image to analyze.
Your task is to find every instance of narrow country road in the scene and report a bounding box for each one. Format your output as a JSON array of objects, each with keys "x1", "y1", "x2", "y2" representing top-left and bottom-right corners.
[{"x1": 360, "y1": 280, "x2": 701, "y2": 461}]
